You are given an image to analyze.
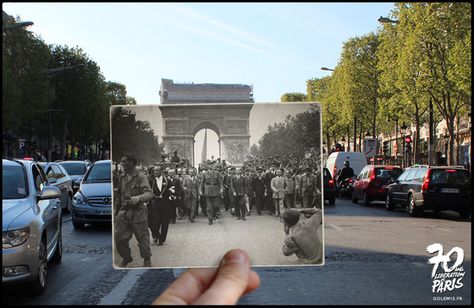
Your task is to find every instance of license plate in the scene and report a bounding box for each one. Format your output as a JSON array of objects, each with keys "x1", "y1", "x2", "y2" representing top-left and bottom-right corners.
[
  {"x1": 101, "y1": 209, "x2": 111, "y2": 215},
  {"x1": 441, "y1": 188, "x2": 459, "y2": 193}
]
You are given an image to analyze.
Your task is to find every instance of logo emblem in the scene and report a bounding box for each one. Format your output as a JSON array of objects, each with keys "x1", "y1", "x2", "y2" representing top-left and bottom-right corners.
[{"x1": 103, "y1": 197, "x2": 111, "y2": 204}]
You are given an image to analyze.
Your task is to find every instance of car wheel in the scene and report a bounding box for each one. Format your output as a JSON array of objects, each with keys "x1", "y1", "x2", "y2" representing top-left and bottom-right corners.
[
  {"x1": 51, "y1": 227, "x2": 62, "y2": 263},
  {"x1": 30, "y1": 240, "x2": 47, "y2": 294},
  {"x1": 385, "y1": 193, "x2": 394, "y2": 211},
  {"x1": 73, "y1": 220, "x2": 85, "y2": 230},
  {"x1": 407, "y1": 195, "x2": 419, "y2": 217},
  {"x1": 351, "y1": 190, "x2": 358, "y2": 204},
  {"x1": 459, "y1": 209, "x2": 471, "y2": 219}
]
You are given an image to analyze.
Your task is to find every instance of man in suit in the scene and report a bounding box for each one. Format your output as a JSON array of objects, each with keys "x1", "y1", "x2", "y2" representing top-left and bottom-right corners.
[
  {"x1": 168, "y1": 169, "x2": 183, "y2": 224},
  {"x1": 200, "y1": 163, "x2": 223, "y2": 225},
  {"x1": 271, "y1": 168, "x2": 287, "y2": 219},
  {"x1": 149, "y1": 165, "x2": 175, "y2": 246},
  {"x1": 244, "y1": 169, "x2": 255, "y2": 215},
  {"x1": 264, "y1": 165, "x2": 277, "y2": 214},
  {"x1": 252, "y1": 167, "x2": 266, "y2": 215},
  {"x1": 182, "y1": 168, "x2": 199, "y2": 223},
  {"x1": 299, "y1": 167, "x2": 318, "y2": 208},
  {"x1": 284, "y1": 169, "x2": 296, "y2": 209},
  {"x1": 230, "y1": 167, "x2": 247, "y2": 220}
]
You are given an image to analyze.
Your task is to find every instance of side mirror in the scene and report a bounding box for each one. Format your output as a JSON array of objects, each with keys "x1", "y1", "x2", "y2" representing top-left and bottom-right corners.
[{"x1": 37, "y1": 186, "x2": 61, "y2": 201}]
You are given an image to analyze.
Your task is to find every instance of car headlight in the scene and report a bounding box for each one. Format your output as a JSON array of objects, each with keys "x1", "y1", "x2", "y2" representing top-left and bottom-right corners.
[
  {"x1": 73, "y1": 193, "x2": 86, "y2": 205},
  {"x1": 2, "y1": 227, "x2": 30, "y2": 248}
]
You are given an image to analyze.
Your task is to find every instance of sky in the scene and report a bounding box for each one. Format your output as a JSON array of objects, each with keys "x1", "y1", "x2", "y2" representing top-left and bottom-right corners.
[
  {"x1": 4, "y1": 2, "x2": 394, "y2": 164},
  {"x1": 3, "y1": 2, "x2": 394, "y2": 103}
]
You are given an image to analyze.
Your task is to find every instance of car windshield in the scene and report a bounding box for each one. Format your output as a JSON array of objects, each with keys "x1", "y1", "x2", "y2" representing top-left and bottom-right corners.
[
  {"x1": 60, "y1": 163, "x2": 87, "y2": 175},
  {"x1": 376, "y1": 168, "x2": 403, "y2": 179},
  {"x1": 84, "y1": 163, "x2": 111, "y2": 182},
  {"x1": 430, "y1": 169, "x2": 470, "y2": 185},
  {"x1": 2, "y1": 165, "x2": 29, "y2": 199}
]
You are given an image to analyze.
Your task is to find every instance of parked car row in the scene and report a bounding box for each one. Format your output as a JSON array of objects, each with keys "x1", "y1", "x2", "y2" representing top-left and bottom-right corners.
[{"x1": 2, "y1": 158, "x2": 111, "y2": 295}]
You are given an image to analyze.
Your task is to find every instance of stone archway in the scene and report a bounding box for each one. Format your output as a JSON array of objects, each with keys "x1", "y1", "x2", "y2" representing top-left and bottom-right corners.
[{"x1": 159, "y1": 103, "x2": 253, "y2": 166}]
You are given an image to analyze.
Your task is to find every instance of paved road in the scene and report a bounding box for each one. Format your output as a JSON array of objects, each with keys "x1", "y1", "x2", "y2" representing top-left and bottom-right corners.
[{"x1": 3, "y1": 198, "x2": 471, "y2": 305}]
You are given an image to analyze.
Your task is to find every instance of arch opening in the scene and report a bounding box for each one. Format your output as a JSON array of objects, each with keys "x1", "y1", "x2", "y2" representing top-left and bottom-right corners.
[{"x1": 194, "y1": 128, "x2": 220, "y2": 167}]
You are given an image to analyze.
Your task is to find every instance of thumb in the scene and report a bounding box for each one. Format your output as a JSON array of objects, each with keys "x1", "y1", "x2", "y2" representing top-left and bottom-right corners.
[{"x1": 193, "y1": 249, "x2": 252, "y2": 305}]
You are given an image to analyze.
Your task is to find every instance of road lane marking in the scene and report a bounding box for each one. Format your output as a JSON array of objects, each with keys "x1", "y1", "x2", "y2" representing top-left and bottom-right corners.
[{"x1": 98, "y1": 269, "x2": 146, "y2": 305}]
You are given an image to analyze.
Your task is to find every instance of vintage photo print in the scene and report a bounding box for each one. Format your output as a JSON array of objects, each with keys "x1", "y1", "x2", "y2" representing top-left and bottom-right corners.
[{"x1": 110, "y1": 101, "x2": 323, "y2": 269}]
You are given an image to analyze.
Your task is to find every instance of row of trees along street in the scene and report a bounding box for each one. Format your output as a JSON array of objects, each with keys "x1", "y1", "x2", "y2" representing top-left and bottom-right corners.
[
  {"x1": 281, "y1": 3, "x2": 471, "y2": 166},
  {"x1": 2, "y1": 12, "x2": 143, "y2": 161}
]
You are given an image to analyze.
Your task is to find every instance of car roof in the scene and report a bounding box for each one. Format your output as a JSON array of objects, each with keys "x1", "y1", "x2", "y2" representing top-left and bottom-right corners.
[
  {"x1": 3, "y1": 158, "x2": 35, "y2": 167},
  {"x1": 409, "y1": 165, "x2": 467, "y2": 170},
  {"x1": 92, "y1": 160, "x2": 111, "y2": 165},
  {"x1": 59, "y1": 160, "x2": 88, "y2": 164},
  {"x1": 372, "y1": 165, "x2": 402, "y2": 169}
]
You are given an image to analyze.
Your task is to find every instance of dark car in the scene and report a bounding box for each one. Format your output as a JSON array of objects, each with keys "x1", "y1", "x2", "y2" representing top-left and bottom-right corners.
[
  {"x1": 71, "y1": 160, "x2": 112, "y2": 229},
  {"x1": 38, "y1": 162, "x2": 74, "y2": 212},
  {"x1": 3, "y1": 159, "x2": 62, "y2": 294},
  {"x1": 352, "y1": 165, "x2": 403, "y2": 206},
  {"x1": 386, "y1": 165, "x2": 471, "y2": 218},
  {"x1": 323, "y1": 167, "x2": 336, "y2": 205},
  {"x1": 58, "y1": 161, "x2": 90, "y2": 194}
]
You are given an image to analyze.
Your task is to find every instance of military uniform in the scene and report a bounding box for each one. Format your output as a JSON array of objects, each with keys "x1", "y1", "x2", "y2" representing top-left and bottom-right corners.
[
  {"x1": 200, "y1": 169, "x2": 223, "y2": 225},
  {"x1": 299, "y1": 173, "x2": 318, "y2": 208},
  {"x1": 114, "y1": 170, "x2": 153, "y2": 265}
]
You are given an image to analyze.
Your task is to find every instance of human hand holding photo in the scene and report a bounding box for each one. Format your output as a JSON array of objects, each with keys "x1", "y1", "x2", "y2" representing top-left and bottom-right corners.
[{"x1": 152, "y1": 249, "x2": 260, "y2": 305}]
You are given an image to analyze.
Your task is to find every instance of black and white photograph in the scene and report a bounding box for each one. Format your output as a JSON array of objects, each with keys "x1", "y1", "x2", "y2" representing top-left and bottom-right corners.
[{"x1": 111, "y1": 80, "x2": 323, "y2": 269}]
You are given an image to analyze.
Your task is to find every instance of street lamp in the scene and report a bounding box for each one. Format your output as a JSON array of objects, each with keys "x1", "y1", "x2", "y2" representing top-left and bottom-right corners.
[
  {"x1": 378, "y1": 16, "x2": 399, "y2": 24},
  {"x1": 320, "y1": 67, "x2": 335, "y2": 71},
  {"x1": 46, "y1": 64, "x2": 86, "y2": 161},
  {"x1": 2, "y1": 11, "x2": 34, "y2": 31}
]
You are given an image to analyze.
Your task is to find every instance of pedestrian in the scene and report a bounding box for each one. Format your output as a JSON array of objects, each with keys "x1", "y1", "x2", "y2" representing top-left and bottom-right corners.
[
  {"x1": 230, "y1": 167, "x2": 247, "y2": 221},
  {"x1": 281, "y1": 207, "x2": 323, "y2": 264},
  {"x1": 284, "y1": 169, "x2": 296, "y2": 209},
  {"x1": 244, "y1": 169, "x2": 254, "y2": 216},
  {"x1": 252, "y1": 167, "x2": 266, "y2": 215},
  {"x1": 264, "y1": 165, "x2": 276, "y2": 214},
  {"x1": 299, "y1": 167, "x2": 318, "y2": 208},
  {"x1": 200, "y1": 163, "x2": 223, "y2": 225},
  {"x1": 270, "y1": 169, "x2": 286, "y2": 219},
  {"x1": 182, "y1": 168, "x2": 200, "y2": 223},
  {"x1": 168, "y1": 169, "x2": 182, "y2": 224},
  {"x1": 114, "y1": 155, "x2": 153, "y2": 267}
]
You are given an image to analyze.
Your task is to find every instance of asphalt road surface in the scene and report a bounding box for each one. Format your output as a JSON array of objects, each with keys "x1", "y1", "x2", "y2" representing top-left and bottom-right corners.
[{"x1": 2, "y1": 198, "x2": 471, "y2": 305}]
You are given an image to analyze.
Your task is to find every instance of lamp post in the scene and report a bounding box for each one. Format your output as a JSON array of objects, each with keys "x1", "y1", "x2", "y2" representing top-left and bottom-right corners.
[
  {"x1": 377, "y1": 16, "x2": 399, "y2": 24},
  {"x1": 2, "y1": 11, "x2": 33, "y2": 31},
  {"x1": 46, "y1": 64, "x2": 85, "y2": 161},
  {"x1": 400, "y1": 123, "x2": 407, "y2": 168},
  {"x1": 320, "y1": 67, "x2": 335, "y2": 71}
]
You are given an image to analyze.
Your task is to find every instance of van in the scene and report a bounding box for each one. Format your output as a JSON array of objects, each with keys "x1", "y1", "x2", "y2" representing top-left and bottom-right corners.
[{"x1": 325, "y1": 151, "x2": 367, "y2": 180}]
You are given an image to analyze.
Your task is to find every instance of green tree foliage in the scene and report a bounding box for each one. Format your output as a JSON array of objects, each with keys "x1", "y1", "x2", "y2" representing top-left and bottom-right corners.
[
  {"x1": 280, "y1": 92, "x2": 307, "y2": 102},
  {"x1": 2, "y1": 16, "x2": 53, "y2": 140},
  {"x1": 111, "y1": 107, "x2": 164, "y2": 165},
  {"x1": 106, "y1": 81, "x2": 137, "y2": 106}
]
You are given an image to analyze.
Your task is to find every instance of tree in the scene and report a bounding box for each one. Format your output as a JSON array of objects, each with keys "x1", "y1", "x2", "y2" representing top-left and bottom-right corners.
[
  {"x1": 106, "y1": 81, "x2": 137, "y2": 106},
  {"x1": 280, "y1": 92, "x2": 307, "y2": 102},
  {"x1": 111, "y1": 107, "x2": 164, "y2": 165}
]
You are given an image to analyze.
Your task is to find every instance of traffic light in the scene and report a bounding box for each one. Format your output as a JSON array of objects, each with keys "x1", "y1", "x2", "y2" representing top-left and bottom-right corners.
[
  {"x1": 405, "y1": 136, "x2": 412, "y2": 154},
  {"x1": 382, "y1": 141, "x2": 389, "y2": 157}
]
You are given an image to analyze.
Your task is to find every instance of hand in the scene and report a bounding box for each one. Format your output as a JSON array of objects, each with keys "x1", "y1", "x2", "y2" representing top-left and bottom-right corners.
[
  {"x1": 283, "y1": 224, "x2": 290, "y2": 235},
  {"x1": 128, "y1": 196, "x2": 140, "y2": 205},
  {"x1": 152, "y1": 249, "x2": 260, "y2": 305}
]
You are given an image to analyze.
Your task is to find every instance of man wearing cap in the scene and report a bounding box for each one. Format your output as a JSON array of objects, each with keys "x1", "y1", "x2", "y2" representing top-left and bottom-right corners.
[
  {"x1": 299, "y1": 167, "x2": 318, "y2": 208},
  {"x1": 114, "y1": 155, "x2": 153, "y2": 267},
  {"x1": 281, "y1": 207, "x2": 323, "y2": 264},
  {"x1": 200, "y1": 163, "x2": 223, "y2": 225}
]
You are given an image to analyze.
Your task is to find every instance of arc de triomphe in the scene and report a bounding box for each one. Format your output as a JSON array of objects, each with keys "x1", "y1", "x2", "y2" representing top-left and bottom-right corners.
[{"x1": 158, "y1": 79, "x2": 254, "y2": 166}]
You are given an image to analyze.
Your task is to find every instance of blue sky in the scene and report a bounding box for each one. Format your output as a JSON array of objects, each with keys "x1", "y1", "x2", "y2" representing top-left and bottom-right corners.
[{"x1": 3, "y1": 2, "x2": 395, "y2": 103}]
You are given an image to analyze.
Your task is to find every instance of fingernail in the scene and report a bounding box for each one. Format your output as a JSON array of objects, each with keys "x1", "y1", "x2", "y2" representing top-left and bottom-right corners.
[{"x1": 223, "y1": 249, "x2": 247, "y2": 265}]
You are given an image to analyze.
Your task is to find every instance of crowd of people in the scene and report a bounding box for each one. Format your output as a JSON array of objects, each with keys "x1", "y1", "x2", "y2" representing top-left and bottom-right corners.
[{"x1": 113, "y1": 153, "x2": 323, "y2": 268}]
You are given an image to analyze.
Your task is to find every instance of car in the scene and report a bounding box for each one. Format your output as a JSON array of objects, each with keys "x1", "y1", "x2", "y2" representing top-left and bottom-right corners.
[
  {"x1": 38, "y1": 162, "x2": 74, "y2": 212},
  {"x1": 385, "y1": 165, "x2": 471, "y2": 218},
  {"x1": 71, "y1": 160, "x2": 112, "y2": 229},
  {"x1": 352, "y1": 165, "x2": 403, "y2": 206},
  {"x1": 323, "y1": 167, "x2": 336, "y2": 205},
  {"x1": 58, "y1": 160, "x2": 90, "y2": 194},
  {"x1": 325, "y1": 151, "x2": 367, "y2": 181},
  {"x1": 2, "y1": 159, "x2": 63, "y2": 294}
]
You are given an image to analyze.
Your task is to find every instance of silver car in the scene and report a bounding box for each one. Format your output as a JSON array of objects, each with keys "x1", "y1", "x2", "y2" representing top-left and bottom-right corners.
[
  {"x1": 71, "y1": 160, "x2": 112, "y2": 229},
  {"x1": 39, "y1": 162, "x2": 74, "y2": 212},
  {"x1": 2, "y1": 159, "x2": 63, "y2": 294}
]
